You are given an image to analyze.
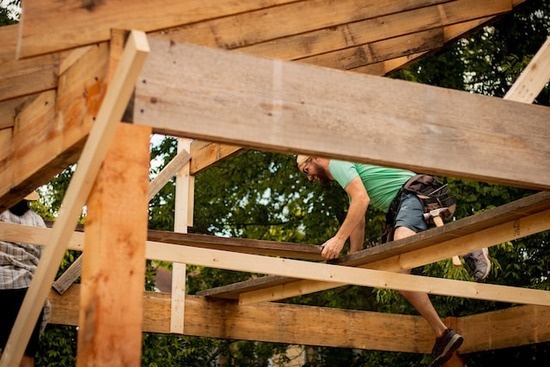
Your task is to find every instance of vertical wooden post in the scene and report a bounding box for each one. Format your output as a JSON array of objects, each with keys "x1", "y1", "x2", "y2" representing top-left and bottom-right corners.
[
  {"x1": 77, "y1": 123, "x2": 151, "y2": 366},
  {"x1": 170, "y1": 138, "x2": 194, "y2": 333}
]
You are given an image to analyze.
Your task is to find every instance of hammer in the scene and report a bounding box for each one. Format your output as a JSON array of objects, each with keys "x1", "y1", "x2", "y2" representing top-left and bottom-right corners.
[{"x1": 423, "y1": 208, "x2": 462, "y2": 267}]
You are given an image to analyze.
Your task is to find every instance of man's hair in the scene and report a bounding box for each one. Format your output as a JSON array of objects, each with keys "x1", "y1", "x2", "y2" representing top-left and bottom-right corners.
[{"x1": 296, "y1": 155, "x2": 310, "y2": 169}]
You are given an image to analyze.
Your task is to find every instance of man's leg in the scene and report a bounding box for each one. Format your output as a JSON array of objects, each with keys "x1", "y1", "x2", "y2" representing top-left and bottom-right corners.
[
  {"x1": 392, "y1": 193, "x2": 463, "y2": 366},
  {"x1": 393, "y1": 226, "x2": 448, "y2": 337}
]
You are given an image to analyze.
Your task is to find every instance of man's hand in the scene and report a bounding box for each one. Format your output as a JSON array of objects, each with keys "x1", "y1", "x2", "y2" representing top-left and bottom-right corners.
[{"x1": 320, "y1": 237, "x2": 346, "y2": 260}]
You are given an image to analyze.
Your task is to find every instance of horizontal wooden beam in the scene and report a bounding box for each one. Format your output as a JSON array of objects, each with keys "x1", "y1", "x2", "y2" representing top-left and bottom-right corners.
[
  {"x1": 0, "y1": 221, "x2": 322, "y2": 262},
  {"x1": 47, "y1": 286, "x2": 550, "y2": 353},
  {"x1": 2, "y1": 193, "x2": 549, "y2": 303},
  {"x1": 49, "y1": 285, "x2": 435, "y2": 353},
  {"x1": 197, "y1": 191, "x2": 550, "y2": 301},
  {"x1": 3, "y1": 206, "x2": 549, "y2": 307},
  {"x1": 458, "y1": 305, "x2": 550, "y2": 353},
  {"x1": 134, "y1": 38, "x2": 550, "y2": 190},
  {"x1": 150, "y1": 241, "x2": 550, "y2": 307}
]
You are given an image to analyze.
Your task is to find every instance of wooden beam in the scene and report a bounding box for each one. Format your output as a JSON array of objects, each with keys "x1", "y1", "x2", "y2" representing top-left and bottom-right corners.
[
  {"x1": 458, "y1": 305, "x2": 550, "y2": 353},
  {"x1": 299, "y1": 28, "x2": 446, "y2": 70},
  {"x1": 0, "y1": 30, "x2": 150, "y2": 367},
  {"x1": 170, "y1": 138, "x2": 193, "y2": 334},
  {"x1": 237, "y1": 0, "x2": 512, "y2": 60},
  {"x1": 134, "y1": 38, "x2": 550, "y2": 190},
  {"x1": 0, "y1": 43, "x2": 110, "y2": 213},
  {"x1": 149, "y1": 241, "x2": 550, "y2": 307},
  {"x1": 197, "y1": 192, "x2": 550, "y2": 302},
  {"x1": 17, "y1": 0, "x2": 298, "y2": 58},
  {"x1": 352, "y1": 16, "x2": 494, "y2": 75},
  {"x1": 50, "y1": 285, "x2": 435, "y2": 354},
  {"x1": 1, "y1": 207, "x2": 548, "y2": 307},
  {"x1": 504, "y1": 37, "x2": 550, "y2": 103},
  {"x1": 2, "y1": 193, "x2": 548, "y2": 305},
  {"x1": 158, "y1": 0, "x2": 451, "y2": 50},
  {"x1": 47, "y1": 286, "x2": 550, "y2": 353},
  {"x1": 149, "y1": 148, "x2": 190, "y2": 199},
  {"x1": 239, "y1": 210, "x2": 550, "y2": 305},
  {"x1": 189, "y1": 140, "x2": 241, "y2": 175},
  {"x1": 77, "y1": 123, "x2": 150, "y2": 366},
  {"x1": 0, "y1": 222, "x2": 323, "y2": 261}
]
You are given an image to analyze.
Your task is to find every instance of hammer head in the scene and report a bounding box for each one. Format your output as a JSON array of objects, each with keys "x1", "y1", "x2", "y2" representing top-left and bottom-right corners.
[{"x1": 423, "y1": 207, "x2": 450, "y2": 220}]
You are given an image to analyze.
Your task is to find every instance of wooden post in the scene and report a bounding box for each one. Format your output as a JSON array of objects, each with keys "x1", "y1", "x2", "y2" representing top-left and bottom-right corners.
[
  {"x1": 170, "y1": 138, "x2": 194, "y2": 333},
  {"x1": 77, "y1": 123, "x2": 151, "y2": 366}
]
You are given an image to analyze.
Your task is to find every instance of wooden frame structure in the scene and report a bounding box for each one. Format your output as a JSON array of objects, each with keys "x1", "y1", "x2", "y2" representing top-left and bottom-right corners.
[{"x1": 1, "y1": 1, "x2": 549, "y2": 366}]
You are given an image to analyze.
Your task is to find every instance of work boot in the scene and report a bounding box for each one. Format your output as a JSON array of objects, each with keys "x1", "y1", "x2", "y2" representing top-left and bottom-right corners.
[
  {"x1": 463, "y1": 248, "x2": 491, "y2": 282},
  {"x1": 429, "y1": 328, "x2": 463, "y2": 367}
]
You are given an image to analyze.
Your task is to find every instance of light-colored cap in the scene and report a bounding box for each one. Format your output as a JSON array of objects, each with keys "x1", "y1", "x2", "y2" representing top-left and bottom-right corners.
[
  {"x1": 296, "y1": 155, "x2": 310, "y2": 169},
  {"x1": 24, "y1": 191, "x2": 39, "y2": 201}
]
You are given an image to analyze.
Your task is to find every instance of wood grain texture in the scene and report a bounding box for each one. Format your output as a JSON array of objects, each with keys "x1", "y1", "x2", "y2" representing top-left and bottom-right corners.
[
  {"x1": 77, "y1": 123, "x2": 150, "y2": 367},
  {"x1": 135, "y1": 38, "x2": 550, "y2": 190}
]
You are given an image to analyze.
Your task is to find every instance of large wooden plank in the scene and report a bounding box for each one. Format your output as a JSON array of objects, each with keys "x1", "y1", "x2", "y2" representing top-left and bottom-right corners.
[
  {"x1": 50, "y1": 286, "x2": 434, "y2": 353},
  {"x1": 134, "y1": 39, "x2": 550, "y2": 190},
  {"x1": 18, "y1": 0, "x2": 299, "y2": 58},
  {"x1": 77, "y1": 123, "x2": 150, "y2": 366},
  {"x1": 0, "y1": 30, "x2": 150, "y2": 367},
  {"x1": 197, "y1": 192, "x2": 550, "y2": 300},
  {"x1": 47, "y1": 287, "x2": 550, "y2": 353}
]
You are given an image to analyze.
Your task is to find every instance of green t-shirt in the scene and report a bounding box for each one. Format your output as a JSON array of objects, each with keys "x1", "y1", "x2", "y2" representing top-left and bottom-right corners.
[{"x1": 329, "y1": 160, "x2": 415, "y2": 212}]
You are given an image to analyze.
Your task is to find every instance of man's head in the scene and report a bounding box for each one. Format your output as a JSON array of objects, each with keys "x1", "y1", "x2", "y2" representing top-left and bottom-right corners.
[
  {"x1": 9, "y1": 191, "x2": 39, "y2": 216},
  {"x1": 296, "y1": 155, "x2": 331, "y2": 185}
]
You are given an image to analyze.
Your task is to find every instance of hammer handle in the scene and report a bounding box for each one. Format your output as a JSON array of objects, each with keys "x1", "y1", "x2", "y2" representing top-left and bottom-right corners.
[{"x1": 432, "y1": 215, "x2": 462, "y2": 267}]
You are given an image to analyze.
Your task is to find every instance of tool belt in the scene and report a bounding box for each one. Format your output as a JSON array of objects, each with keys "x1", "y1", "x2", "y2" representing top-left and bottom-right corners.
[
  {"x1": 380, "y1": 174, "x2": 456, "y2": 243},
  {"x1": 402, "y1": 174, "x2": 456, "y2": 219}
]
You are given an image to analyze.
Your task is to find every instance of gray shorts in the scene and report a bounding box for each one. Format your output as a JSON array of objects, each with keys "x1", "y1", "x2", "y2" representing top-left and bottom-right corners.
[{"x1": 394, "y1": 191, "x2": 428, "y2": 233}]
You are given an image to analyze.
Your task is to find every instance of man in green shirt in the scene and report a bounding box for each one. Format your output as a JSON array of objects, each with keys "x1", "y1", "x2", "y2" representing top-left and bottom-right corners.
[{"x1": 296, "y1": 155, "x2": 490, "y2": 367}]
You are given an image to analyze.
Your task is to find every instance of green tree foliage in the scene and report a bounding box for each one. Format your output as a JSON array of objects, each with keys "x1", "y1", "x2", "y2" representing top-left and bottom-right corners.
[{"x1": 0, "y1": 0, "x2": 19, "y2": 26}]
